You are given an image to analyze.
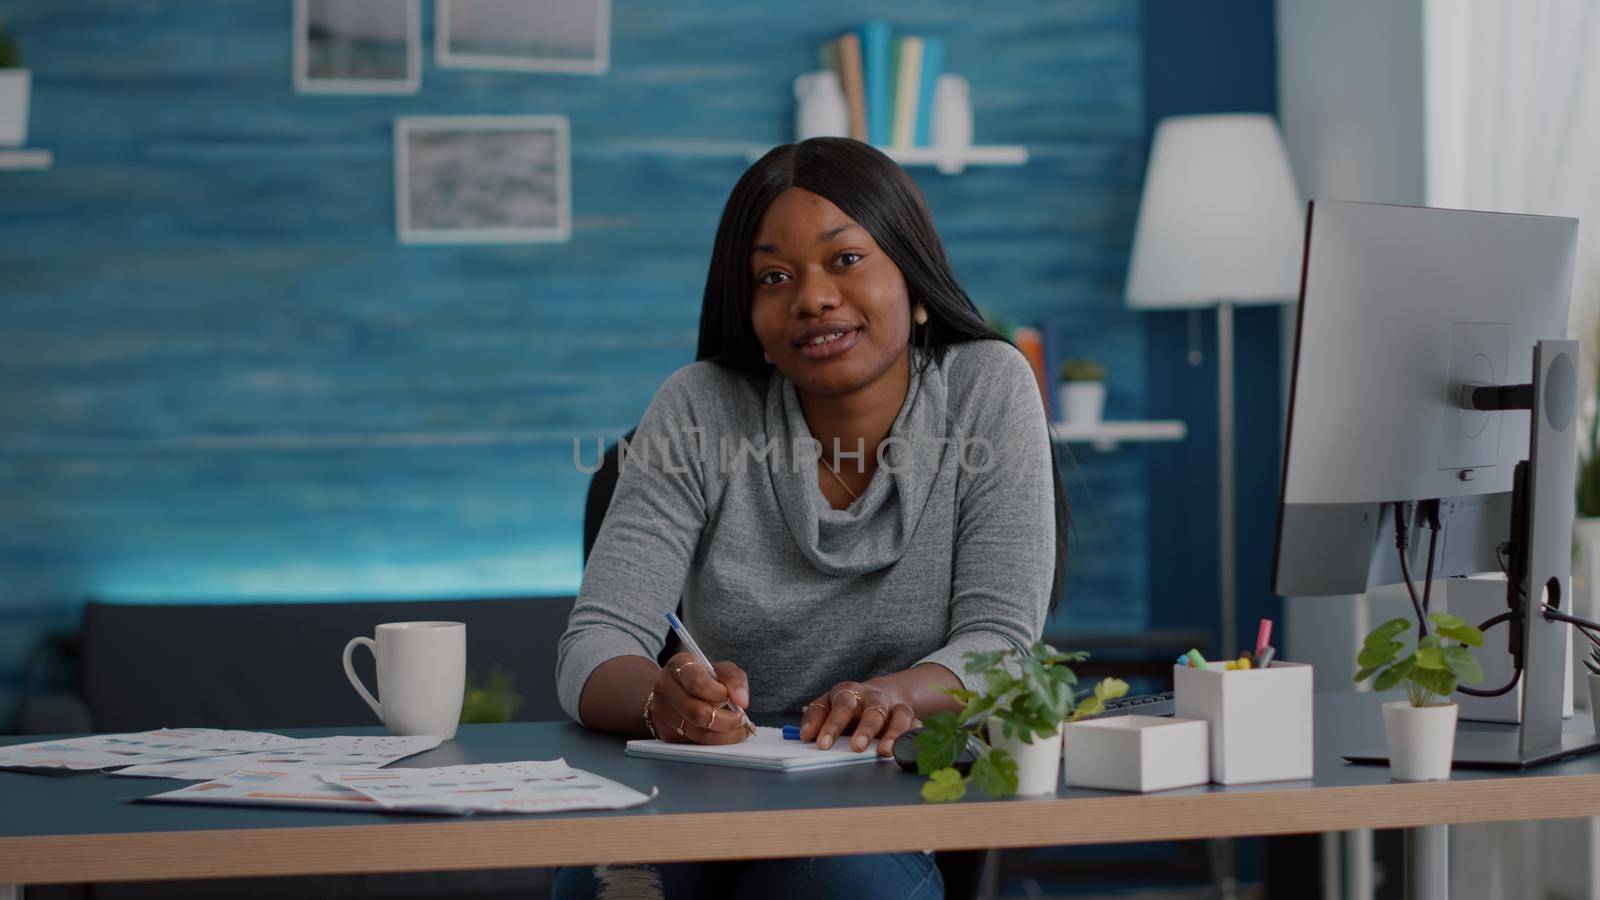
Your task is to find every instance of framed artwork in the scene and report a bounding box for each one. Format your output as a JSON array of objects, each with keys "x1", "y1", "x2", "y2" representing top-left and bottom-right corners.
[
  {"x1": 435, "y1": 0, "x2": 610, "y2": 75},
  {"x1": 293, "y1": 0, "x2": 422, "y2": 94},
  {"x1": 394, "y1": 115, "x2": 572, "y2": 244}
]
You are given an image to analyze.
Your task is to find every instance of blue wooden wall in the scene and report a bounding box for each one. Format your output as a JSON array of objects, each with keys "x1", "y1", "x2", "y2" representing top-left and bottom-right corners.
[{"x1": 0, "y1": 0, "x2": 1149, "y2": 728}]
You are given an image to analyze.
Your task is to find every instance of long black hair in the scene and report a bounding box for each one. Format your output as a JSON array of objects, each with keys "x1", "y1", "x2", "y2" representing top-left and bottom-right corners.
[{"x1": 695, "y1": 137, "x2": 1073, "y2": 612}]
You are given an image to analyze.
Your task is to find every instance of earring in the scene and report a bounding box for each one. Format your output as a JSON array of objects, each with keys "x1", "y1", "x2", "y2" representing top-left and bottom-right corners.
[
  {"x1": 763, "y1": 351, "x2": 772, "y2": 364},
  {"x1": 913, "y1": 304, "x2": 928, "y2": 326}
]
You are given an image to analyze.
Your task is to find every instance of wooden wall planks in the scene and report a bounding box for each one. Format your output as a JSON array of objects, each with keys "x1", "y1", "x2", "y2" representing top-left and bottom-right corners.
[{"x1": 0, "y1": 0, "x2": 1149, "y2": 726}]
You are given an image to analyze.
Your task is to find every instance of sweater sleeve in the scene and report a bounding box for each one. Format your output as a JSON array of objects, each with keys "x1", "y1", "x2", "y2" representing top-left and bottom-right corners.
[
  {"x1": 555, "y1": 366, "x2": 713, "y2": 723},
  {"x1": 915, "y1": 344, "x2": 1055, "y2": 691}
]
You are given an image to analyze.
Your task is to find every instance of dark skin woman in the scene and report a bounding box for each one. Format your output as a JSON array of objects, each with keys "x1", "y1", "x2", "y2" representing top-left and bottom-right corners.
[{"x1": 554, "y1": 136, "x2": 1071, "y2": 899}]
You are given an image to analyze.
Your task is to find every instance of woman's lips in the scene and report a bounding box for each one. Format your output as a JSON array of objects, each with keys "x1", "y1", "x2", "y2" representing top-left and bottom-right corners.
[{"x1": 794, "y1": 326, "x2": 861, "y2": 361}]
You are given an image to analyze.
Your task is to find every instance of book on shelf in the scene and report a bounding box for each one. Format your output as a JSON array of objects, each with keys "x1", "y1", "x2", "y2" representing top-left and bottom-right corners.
[
  {"x1": 1012, "y1": 326, "x2": 1051, "y2": 417},
  {"x1": 891, "y1": 36, "x2": 923, "y2": 149},
  {"x1": 858, "y1": 21, "x2": 893, "y2": 148},
  {"x1": 834, "y1": 32, "x2": 868, "y2": 142},
  {"x1": 914, "y1": 37, "x2": 943, "y2": 147}
]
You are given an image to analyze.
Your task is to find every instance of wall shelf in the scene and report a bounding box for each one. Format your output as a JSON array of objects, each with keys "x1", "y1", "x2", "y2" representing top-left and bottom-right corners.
[
  {"x1": 0, "y1": 150, "x2": 54, "y2": 170},
  {"x1": 742, "y1": 143, "x2": 1028, "y2": 173},
  {"x1": 1052, "y1": 419, "x2": 1187, "y2": 452}
]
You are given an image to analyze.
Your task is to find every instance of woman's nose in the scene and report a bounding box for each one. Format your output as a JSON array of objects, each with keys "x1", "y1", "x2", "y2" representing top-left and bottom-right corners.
[{"x1": 791, "y1": 272, "x2": 842, "y2": 317}]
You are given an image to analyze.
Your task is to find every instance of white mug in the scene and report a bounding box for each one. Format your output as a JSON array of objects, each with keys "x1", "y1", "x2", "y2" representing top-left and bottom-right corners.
[{"x1": 342, "y1": 621, "x2": 466, "y2": 740}]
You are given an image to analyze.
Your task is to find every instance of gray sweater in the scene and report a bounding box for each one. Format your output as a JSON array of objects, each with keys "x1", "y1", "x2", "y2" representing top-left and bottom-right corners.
[{"x1": 556, "y1": 339, "x2": 1055, "y2": 721}]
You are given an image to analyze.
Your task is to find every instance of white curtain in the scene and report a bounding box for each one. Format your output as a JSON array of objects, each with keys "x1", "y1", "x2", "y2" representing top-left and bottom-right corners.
[{"x1": 1425, "y1": 0, "x2": 1600, "y2": 378}]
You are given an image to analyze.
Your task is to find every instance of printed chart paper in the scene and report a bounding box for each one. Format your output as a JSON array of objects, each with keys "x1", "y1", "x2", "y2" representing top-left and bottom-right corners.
[
  {"x1": 144, "y1": 767, "x2": 381, "y2": 811},
  {"x1": 323, "y1": 760, "x2": 656, "y2": 815},
  {"x1": 0, "y1": 728, "x2": 298, "y2": 771},
  {"x1": 113, "y1": 735, "x2": 444, "y2": 780}
]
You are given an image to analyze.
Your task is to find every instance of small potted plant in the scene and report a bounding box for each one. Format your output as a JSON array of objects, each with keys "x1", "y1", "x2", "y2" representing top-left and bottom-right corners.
[
  {"x1": 1355, "y1": 612, "x2": 1484, "y2": 780},
  {"x1": 1583, "y1": 631, "x2": 1600, "y2": 739},
  {"x1": 0, "y1": 16, "x2": 28, "y2": 147},
  {"x1": 915, "y1": 642, "x2": 1127, "y2": 800},
  {"x1": 1058, "y1": 358, "x2": 1107, "y2": 427}
]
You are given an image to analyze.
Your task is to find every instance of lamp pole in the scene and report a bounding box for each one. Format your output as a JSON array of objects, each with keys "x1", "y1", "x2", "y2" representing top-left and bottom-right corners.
[{"x1": 1218, "y1": 300, "x2": 1237, "y2": 660}]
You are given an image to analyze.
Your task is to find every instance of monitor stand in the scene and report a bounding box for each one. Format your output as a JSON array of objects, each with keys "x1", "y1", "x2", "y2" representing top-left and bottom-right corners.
[{"x1": 1344, "y1": 340, "x2": 1600, "y2": 772}]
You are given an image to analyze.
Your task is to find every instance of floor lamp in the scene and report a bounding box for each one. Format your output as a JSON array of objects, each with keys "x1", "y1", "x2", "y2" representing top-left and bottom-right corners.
[{"x1": 1124, "y1": 113, "x2": 1303, "y2": 659}]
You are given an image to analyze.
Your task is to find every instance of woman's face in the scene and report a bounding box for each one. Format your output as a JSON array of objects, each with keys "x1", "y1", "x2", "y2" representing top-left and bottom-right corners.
[{"x1": 749, "y1": 187, "x2": 912, "y2": 398}]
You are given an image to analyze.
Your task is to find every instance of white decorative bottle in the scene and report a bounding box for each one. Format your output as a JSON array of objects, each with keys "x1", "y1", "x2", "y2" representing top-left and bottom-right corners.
[{"x1": 794, "y1": 70, "x2": 849, "y2": 142}]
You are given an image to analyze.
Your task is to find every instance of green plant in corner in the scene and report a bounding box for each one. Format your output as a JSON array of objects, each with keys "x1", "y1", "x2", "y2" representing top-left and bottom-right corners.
[
  {"x1": 1059, "y1": 358, "x2": 1106, "y2": 383},
  {"x1": 459, "y1": 664, "x2": 525, "y2": 724},
  {"x1": 914, "y1": 641, "x2": 1128, "y2": 802},
  {"x1": 0, "y1": 17, "x2": 19, "y2": 69},
  {"x1": 1354, "y1": 612, "x2": 1485, "y2": 707}
]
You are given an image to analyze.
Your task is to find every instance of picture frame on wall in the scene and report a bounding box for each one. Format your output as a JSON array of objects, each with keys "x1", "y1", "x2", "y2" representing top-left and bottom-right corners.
[
  {"x1": 293, "y1": 0, "x2": 422, "y2": 94},
  {"x1": 394, "y1": 116, "x2": 572, "y2": 245},
  {"x1": 435, "y1": 0, "x2": 610, "y2": 75}
]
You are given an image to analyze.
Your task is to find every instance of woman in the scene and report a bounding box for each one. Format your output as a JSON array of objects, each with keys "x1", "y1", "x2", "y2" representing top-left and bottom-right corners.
[{"x1": 553, "y1": 137, "x2": 1070, "y2": 899}]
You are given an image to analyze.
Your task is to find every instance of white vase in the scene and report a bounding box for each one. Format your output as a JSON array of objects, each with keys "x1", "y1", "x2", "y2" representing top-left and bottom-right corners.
[
  {"x1": 1381, "y1": 700, "x2": 1458, "y2": 781},
  {"x1": 931, "y1": 74, "x2": 972, "y2": 174},
  {"x1": 986, "y1": 718, "x2": 1062, "y2": 795},
  {"x1": 0, "y1": 69, "x2": 30, "y2": 147},
  {"x1": 1589, "y1": 673, "x2": 1600, "y2": 737},
  {"x1": 1057, "y1": 382, "x2": 1106, "y2": 427},
  {"x1": 793, "y1": 70, "x2": 849, "y2": 142}
]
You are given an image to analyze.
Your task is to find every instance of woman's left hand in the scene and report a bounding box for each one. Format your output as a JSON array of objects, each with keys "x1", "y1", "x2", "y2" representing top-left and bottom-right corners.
[{"x1": 799, "y1": 681, "x2": 921, "y2": 757}]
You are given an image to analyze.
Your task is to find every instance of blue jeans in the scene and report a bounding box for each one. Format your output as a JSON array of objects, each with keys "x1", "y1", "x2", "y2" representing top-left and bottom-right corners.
[{"x1": 550, "y1": 852, "x2": 943, "y2": 900}]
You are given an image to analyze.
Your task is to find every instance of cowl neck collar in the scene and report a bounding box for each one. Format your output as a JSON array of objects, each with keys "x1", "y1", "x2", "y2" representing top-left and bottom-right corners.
[{"x1": 764, "y1": 351, "x2": 949, "y2": 576}]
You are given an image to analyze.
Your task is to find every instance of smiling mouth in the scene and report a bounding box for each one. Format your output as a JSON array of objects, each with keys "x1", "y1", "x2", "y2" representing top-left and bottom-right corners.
[{"x1": 793, "y1": 326, "x2": 862, "y2": 361}]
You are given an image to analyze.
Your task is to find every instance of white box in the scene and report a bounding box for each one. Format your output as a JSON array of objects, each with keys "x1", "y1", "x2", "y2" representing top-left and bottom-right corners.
[
  {"x1": 1174, "y1": 661, "x2": 1314, "y2": 785},
  {"x1": 1446, "y1": 574, "x2": 1573, "y2": 723},
  {"x1": 1062, "y1": 714, "x2": 1209, "y2": 792}
]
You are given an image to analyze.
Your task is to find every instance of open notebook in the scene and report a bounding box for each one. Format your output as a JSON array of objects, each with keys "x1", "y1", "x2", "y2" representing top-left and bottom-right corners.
[{"x1": 625, "y1": 726, "x2": 890, "y2": 772}]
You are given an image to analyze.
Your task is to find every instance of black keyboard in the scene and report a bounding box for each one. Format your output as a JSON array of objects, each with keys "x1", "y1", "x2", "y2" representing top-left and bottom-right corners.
[
  {"x1": 890, "y1": 692, "x2": 1176, "y2": 772},
  {"x1": 1081, "y1": 690, "x2": 1175, "y2": 720}
]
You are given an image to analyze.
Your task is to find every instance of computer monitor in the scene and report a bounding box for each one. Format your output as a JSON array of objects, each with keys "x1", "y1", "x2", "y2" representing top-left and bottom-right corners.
[{"x1": 1274, "y1": 199, "x2": 1597, "y2": 768}]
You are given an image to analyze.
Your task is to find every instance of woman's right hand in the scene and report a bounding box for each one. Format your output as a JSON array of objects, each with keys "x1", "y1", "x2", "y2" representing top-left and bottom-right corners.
[{"x1": 650, "y1": 652, "x2": 752, "y2": 744}]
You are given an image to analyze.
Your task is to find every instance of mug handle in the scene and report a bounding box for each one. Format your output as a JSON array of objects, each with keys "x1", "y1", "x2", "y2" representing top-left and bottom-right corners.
[{"x1": 342, "y1": 636, "x2": 383, "y2": 723}]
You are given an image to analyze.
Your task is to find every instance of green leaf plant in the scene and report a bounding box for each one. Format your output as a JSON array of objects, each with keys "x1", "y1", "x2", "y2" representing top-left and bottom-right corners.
[
  {"x1": 1353, "y1": 612, "x2": 1485, "y2": 707},
  {"x1": 915, "y1": 641, "x2": 1128, "y2": 802},
  {"x1": 0, "y1": 17, "x2": 19, "y2": 69}
]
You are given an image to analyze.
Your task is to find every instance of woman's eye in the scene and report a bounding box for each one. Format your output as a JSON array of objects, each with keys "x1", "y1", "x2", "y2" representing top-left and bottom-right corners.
[
  {"x1": 758, "y1": 271, "x2": 788, "y2": 286},
  {"x1": 837, "y1": 252, "x2": 862, "y2": 266}
]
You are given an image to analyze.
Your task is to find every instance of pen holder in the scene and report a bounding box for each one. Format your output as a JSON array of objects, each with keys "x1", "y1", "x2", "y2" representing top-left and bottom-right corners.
[
  {"x1": 1061, "y1": 714, "x2": 1209, "y2": 793},
  {"x1": 1174, "y1": 661, "x2": 1313, "y2": 785}
]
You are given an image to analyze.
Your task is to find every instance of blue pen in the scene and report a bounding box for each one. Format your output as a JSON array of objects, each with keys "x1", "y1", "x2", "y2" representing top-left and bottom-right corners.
[
  {"x1": 665, "y1": 612, "x2": 757, "y2": 737},
  {"x1": 782, "y1": 725, "x2": 802, "y2": 740}
]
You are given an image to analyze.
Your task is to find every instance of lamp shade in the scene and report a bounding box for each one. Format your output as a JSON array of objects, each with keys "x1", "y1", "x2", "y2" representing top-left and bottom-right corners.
[{"x1": 1124, "y1": 114, "x2": 1304, "y2": 309}]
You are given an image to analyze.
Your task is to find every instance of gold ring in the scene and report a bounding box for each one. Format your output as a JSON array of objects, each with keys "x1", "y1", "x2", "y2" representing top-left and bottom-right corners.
[
  {"x1": 676, "y1": 716, "x2": 687, "y2": 736},
  {"x1": 833, "y1": 688, "x2": 863, "y2": 706},
  {"x1": 864, "y1": 704, "x2": 889, "y2": 718},
  {"x1": 708, "y1": 707, "x2": 717, "y2": 728}
]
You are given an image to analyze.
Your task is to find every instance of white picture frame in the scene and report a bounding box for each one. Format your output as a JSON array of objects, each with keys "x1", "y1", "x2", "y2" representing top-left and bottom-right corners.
[
  {"x1": 294, "y1": 0, "x2": 422, "y2": 95},
  {"x1": 435, "y1": 0, "x2": 610, "y2": 75},
  {"x1": 394, "y1": 115, "x2": 573, "y2": 245}
]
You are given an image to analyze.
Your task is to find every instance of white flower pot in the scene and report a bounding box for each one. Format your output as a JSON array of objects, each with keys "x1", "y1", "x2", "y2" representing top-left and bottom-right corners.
[
  {"x1": 1589, "y1": 673, "x2": 1600, "y2": 738},
  {"x1": 0, "y1": 69, "x2": 30, "y2": 147},
  {"x1": 1057, "y1": 381, "x2": 1106, "y2": 427},
  {"x1": 986, "y1": 718, "x2": 1062, "y2": 796},
  {"x1": 1381, "y1": 700, "x2": 1458, "y2": 781}
]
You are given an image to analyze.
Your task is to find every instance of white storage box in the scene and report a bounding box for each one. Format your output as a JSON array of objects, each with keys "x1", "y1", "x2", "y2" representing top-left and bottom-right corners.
[
  {"x1": 1174, "y1": 661, "x2": 1314, "y2": 785},
  {"x1": 1062, "y1": 714, "x2": 1209, "y2": 793}
]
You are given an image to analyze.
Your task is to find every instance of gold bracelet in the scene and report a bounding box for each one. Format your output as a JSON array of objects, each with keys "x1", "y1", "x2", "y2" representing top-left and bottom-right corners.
[{"x1": 642, "y1": 690, "x2": 658, "y2": 739}]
